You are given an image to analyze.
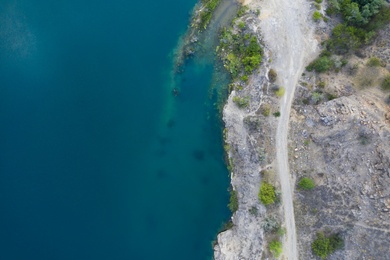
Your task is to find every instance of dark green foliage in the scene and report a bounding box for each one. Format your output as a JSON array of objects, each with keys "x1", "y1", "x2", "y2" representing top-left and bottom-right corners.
[
  {"x1": 312, "y1": 232, "x2": 344, "y2": 259},
  {"x1": 258, "y1": 182, "x2": 276, "y2": 205},
  {"x1": 340, "y1": 0, "x2": 383, "y2": 26},
  {"x1": 298, "y1": 177, "x2": 315, "y2": 190},
  {"x1": 307, "y1": 56, "x2": 334, "y2": 72},
  {"x1": 327, "y1": 23, "x2": 369, "y2": 54},
  {"x1": 382, "y1": 75, "x2": 390, "y2": 91},
  {"x1": 228, "y1": 190, "x2": 238, "y2": 212},
  {"x1": 316, "y1": 2, "x2": 389, "y2": 59},
  {"x1": 273, "y1": 111, "x2": 281, "y2": 117}
]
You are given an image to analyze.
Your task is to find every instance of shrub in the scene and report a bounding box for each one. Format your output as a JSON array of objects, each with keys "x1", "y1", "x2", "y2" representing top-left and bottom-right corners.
[
  {"x1": 367, "y1": 57, "x2": 384, "y2": 67},
  {"x1": 275, "y1": 86, "x2": 285, "y2": 97},
  {"x1": 313, "y1": 11, "x2": 322, "y2": 21},
  {"x1": 298, "y1": 177, "x2": 315, "y2": 190},
  {"x1": 315, "y1": 0, "x2": 322, "y2": 3},
  {"x1": 268, "y1": 69, "x2": 277, "y2": 82},
  {"x1": 233, "y1": 96, "x2": 249, "y2": 108},
  {"x1": 382, "y1": 75, "x2": 390, "y2": 91},
  {"x1": 273, "y1": 111, "x2": 281, "y2": 117},
  {"x1": 307, "y1": 56, "x2": 333, "y2": 72},
  {"x1": 312, "y1": 91, "x2": 323, "y2": 104},
  {"x1": 258, "y1": 182, "x2": 276, "y2": 205},
  {"x1": 312, "y1": 232, "x2": 344, "y2": 259},
  {"x1": 228, "y1": 189, "x2": 238, "y2": 212},
  {"x1": 269, "y1": 240, "x2": 283, "y2": 257},
  {"x1": 261, "y1": 216, "x2": 279, "y2": 232}
]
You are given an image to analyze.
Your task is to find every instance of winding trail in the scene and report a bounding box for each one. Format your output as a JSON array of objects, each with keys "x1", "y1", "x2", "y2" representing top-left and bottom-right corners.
[{"x1": 258, "y1": 0, "x2": 318, "y2": 258}]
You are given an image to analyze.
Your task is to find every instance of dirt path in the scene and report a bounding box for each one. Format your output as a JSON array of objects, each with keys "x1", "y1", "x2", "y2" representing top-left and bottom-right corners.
[{"x1": 257, "y1": 0, "x2": 318, "y2": 258}]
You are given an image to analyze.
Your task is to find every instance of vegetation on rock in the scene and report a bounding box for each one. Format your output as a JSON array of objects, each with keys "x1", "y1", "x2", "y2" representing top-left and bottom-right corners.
[{"x1": 228, "y1": 189, "x2": 239, "y2": 212}]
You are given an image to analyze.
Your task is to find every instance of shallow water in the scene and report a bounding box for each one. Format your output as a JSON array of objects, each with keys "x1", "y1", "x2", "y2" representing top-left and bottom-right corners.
[{"x1": 0, "y1": 0, "x2": 233, "y2": 259}]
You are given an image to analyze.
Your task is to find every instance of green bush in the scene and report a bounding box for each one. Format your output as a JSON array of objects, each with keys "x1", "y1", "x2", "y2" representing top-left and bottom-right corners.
[
  {"x1": 298, "y1": 177, "x2": 315, "y2": 190},
  {"x1": 307, "y1": 57, "x2": 333, "y2": 72},
  {"x1": 269, "y1": 240, "x2": 283, "y2": 257},
  {"x1": 315, "y1": 0, "x2": 323, "y2": 3},
  {"x1": 312, "y1": 232, "x2": 344, "y2": 259},
  {"x1": 273, "y1": 111, "x2": 281, "y2": 117},
  {"x1": 258, "y1": 182, "x2": 276, "y2": 205},
  {"x1": 313, "y1": 11, "x2": 322, "y2": 21},
  {"x1": 381, "y1": 75, "x2": 390, "y2": 91},
  {"x1": 228, "y1": 189, "x2": 238, "y2": 212}
]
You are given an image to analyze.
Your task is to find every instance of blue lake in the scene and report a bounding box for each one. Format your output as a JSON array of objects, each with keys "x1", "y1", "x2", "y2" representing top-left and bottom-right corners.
[{"x1": 0, "y1": 1, "x2": 231, "y2": 259}]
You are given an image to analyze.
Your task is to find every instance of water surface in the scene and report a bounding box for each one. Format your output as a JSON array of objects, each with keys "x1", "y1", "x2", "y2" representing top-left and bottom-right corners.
[{"x1": 0, "y1": 0, "x2": 231, "y2": 259}]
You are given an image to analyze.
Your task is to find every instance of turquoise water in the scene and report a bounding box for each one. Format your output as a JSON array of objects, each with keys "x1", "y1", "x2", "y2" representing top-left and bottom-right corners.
[{"x1": 0, "y1": 1, "x2": 231, "y2": 259}]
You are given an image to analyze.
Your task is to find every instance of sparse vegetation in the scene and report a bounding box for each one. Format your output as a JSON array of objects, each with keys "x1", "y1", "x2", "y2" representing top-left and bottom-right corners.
[
  {"x1": 259, "y1": 182, "x2": 276, "y2": 205},
  {"x1": 233, "y1": 96, "x2": 250, "y2": 108},
  {"x1": 269, "y1": 240, "x2": 283, "y2": 257},
  {"x1": 312, "y1": 232, "x2": 344, "y2": 259},
  {"x1": 218, "y1": 14, "x2": 263, "y2": 79},
  {"x1": 298, "y1": 177, "x2": 315, "y2": 190}
]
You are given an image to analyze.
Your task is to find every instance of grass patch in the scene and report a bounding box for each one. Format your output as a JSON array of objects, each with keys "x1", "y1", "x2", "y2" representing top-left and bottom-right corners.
[
  {"x1": 298, "y1": 177, "x2": 315, "y2": 190},
  {"x1": 258, "y1": 182, "x2": 276, "y2": 205}
]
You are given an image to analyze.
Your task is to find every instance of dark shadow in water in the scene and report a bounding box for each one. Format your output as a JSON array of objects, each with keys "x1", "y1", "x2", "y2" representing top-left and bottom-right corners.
[{"x1": 192, "y1": 150, "x2": 205, "y2": 161}]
